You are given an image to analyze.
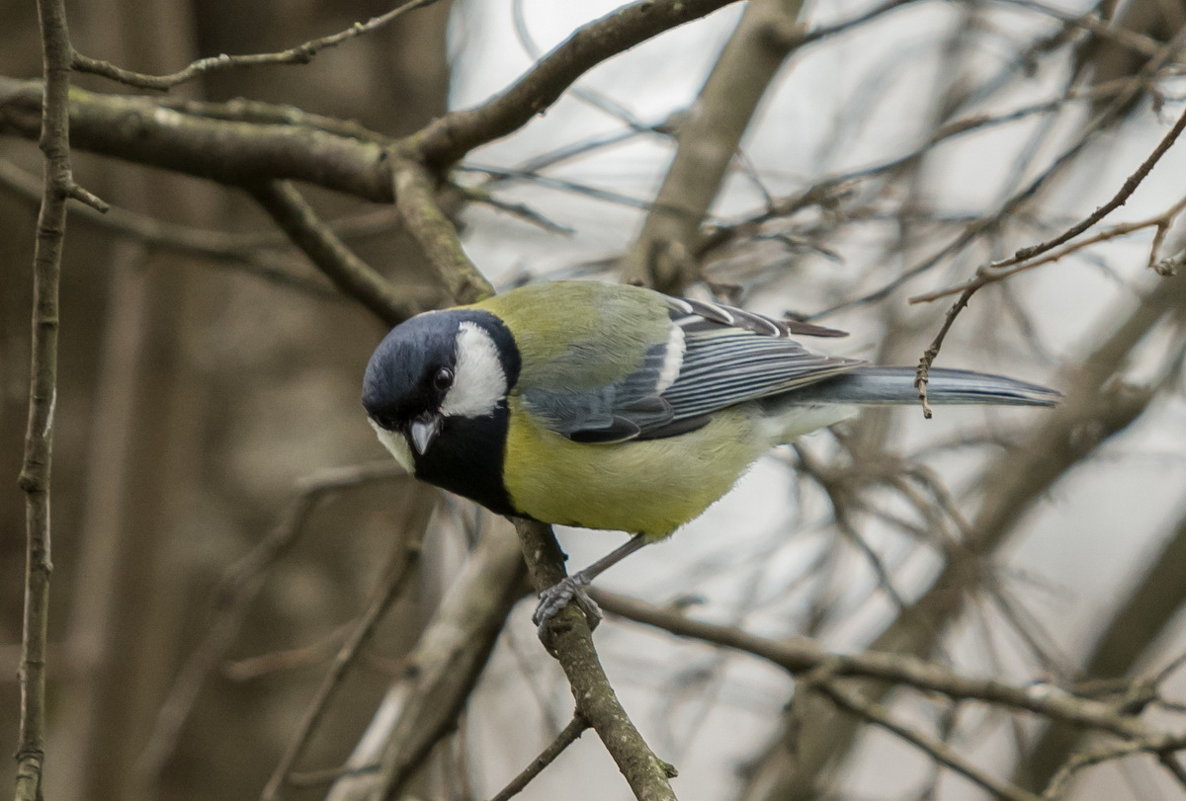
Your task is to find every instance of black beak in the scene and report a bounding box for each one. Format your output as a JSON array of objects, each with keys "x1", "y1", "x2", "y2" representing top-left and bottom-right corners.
[{"x1": 407, "y1": 413, "x2": 442, "y2": 455}]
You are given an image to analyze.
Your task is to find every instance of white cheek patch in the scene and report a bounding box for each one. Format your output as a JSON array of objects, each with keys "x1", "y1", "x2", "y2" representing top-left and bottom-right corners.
[
  {"x1": 369, "y1": 418, "x2": 415, "y2": 473},
  {"x1": 441, "y1": 321, "x2": 507, "y2": 418}
]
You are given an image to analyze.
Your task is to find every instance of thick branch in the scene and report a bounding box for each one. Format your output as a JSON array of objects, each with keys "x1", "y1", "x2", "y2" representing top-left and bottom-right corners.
[{"x1": 0, "y1": 78, "x2": 395, "y2": 200}]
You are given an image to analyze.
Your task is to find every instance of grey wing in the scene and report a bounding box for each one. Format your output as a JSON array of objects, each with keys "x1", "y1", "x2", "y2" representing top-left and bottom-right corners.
[
  {"x1": 659, "y1": 297, "x2": 864, "y2": 423},
  {"x1": 520, "y1": 332, "x2": 682, "y2": 443},
  {"x1": 522, "y1": 296, "x2": 862, "y2": 443}
]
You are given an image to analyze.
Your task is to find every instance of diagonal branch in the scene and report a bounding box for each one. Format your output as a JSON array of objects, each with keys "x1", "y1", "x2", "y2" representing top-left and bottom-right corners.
[
  {"x1": 514, "y1": 520, "x2": 678, "y2": 801},
  {"x1": 249, "y1": 181, "x2": 425, "y2": 324},
  {"x1": 411, "y1": 0, "x2": 746, "y2": 168}
]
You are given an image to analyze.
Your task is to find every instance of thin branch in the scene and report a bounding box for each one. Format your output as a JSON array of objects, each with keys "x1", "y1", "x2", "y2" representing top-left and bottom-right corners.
[
  {"x1": 820, "y1": 681, "x2": 1042, "y2": 801},
  {"x1": 910, "y1": 195, "x2": 1186, "y2": 304},
  {"x1": 913, "y1": 38, "x2": 1186, "y2": 414},
  {"x1": 1042, "y1": 732, "x2": 1186, "y2": 799},
  {"x1": 249, "y1": 181, "x2": 426, "y2": 324},
  {"x1": 134, "y1": 463, "x2": 405, "y2": 785},
  {"x1": 336, "y1": 520, "x2": 528, "y2": 801},
  {"x1": 514, "y1": 520, "x2": 678, "y2": 801},
  {"x1": 72, "y1": 0, "x2": 443, "y2": 90},
  {"x1": 487, "y1": 714, "x2": 590, "y2": 801},
  {"x1": 592, "y1": 590, "x2": 1149, "y2": 737},
  {"x1": 260, "y1": 514, "x2": 427, "y2": 801},
  {"x1": 14, "y1": 0, "x2": 76, "y2": 796}
]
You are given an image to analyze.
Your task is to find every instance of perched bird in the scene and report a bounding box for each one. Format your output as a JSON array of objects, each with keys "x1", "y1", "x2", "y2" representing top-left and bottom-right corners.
[{"x1": 362, "y1": 280, "x2": 1059, "y2": 628}]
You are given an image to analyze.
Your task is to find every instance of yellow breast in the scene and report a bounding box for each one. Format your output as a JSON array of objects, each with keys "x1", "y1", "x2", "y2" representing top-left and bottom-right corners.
[{"x1": 502, "y1": 398, "x2": 767, "y2": 538}]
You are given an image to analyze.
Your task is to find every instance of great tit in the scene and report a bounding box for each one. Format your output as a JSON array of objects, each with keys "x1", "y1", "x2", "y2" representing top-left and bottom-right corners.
[{"x1": 362, "y1": 280, "x2": 1059, "y2": 626}]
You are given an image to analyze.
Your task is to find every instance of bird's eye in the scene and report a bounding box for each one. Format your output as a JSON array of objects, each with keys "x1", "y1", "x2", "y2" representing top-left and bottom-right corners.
[{"x1": 432, "y1": 366, "x2": 454, "y2": 392}]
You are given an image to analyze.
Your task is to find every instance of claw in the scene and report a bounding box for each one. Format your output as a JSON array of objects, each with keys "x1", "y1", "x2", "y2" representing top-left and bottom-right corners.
[{"x1": 532, "y1": 575, "x2": 603, "y2": 638}]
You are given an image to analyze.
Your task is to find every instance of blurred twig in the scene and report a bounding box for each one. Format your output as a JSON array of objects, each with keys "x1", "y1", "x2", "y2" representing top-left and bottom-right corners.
[
  {"x1": 134, "y1": 463, "x2": 406, "y2": 785},
  {"x1": 623, "y1": 0, "x2": 808, "y2": 291},
  {"x1": 260, "y1": 490, "x2": 433, "y2": 801},
  {"x1": 327, "y1": 521, "x2": 527, "y2": 801}
]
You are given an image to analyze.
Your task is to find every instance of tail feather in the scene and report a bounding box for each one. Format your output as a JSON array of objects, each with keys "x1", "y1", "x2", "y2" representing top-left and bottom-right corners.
[{"x1": 789, "y1": 366, "x2": 1061, "y2": 407}]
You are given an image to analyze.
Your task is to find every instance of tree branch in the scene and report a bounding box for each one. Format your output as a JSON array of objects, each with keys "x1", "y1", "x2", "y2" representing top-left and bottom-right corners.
[
  {"x1": 514, "y1": 520, "x2": 677, "y2": 801},
  {"x1": 411, "y1": 0, "x2": 746, "y2": 168},
  {"x1": 260, "y1": 500, "x2": 431, "y2": 801},
  {"x1": 622, "y1": 0, "x2": 807, "y2": 291},
  {"x1": 249, "y1": 181, "x2": 425, "y2": 324},
  {"x1": 72, "y1": 0, "x2": 443, "y2": 90},
  {"x1": 14, "y1": 0, "x2": 76, "y2": 797},
  {"x1": 0, "y1": 78, "x2": 395, "y2": 199}
]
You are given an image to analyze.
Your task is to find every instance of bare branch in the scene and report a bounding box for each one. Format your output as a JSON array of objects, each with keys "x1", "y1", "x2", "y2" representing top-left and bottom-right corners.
[
  {"x1": 249, "y1": 181, "x2": 427, "y2": 324},
  {"x1": 260, "y1": 503, "x2": 430, "y2": 801},
  {"x1": 412, "y1": 0, "x2": 746, "y2": 168},
  {"x1": 134, "y1": 463, "x2": 406, "y2": 786},
  {"x1": 820, "y1": 681, "x2": 1043, "y2": 801},
  {"x1": 622, "y1": 0, "x2": 808, "y2": 291},
  {"x1": 332, "y1": 520, "x2": 528, "y2": 801},
  {"x1": 487, "y1": 714, "x2": 590, "y2": 801},
  {"x1": 72, "y1": 0, "x2": 443, "y2": 90},
  {"x1": 0, "y1": 78, "x2": 395, "y2": 199},
  {"x1": 14, "y1": 0, "x2": 76, "y2": 796},
  {"x1": 515, "y1": 520, "x2": 678, "y2": 801}
]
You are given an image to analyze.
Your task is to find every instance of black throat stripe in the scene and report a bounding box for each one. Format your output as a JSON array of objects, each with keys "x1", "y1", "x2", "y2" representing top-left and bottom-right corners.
[{"x1": 412, "y1": 404, "x2": 516, "y2": 517}]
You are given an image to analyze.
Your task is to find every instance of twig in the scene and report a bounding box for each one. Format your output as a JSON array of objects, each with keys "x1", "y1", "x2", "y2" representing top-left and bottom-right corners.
[
  {"x1": 820, "y1": 681, "x2": 1043, "y2": 801},
  {"x1": 14, "y1": 0, "x2": 78, "y2": 797},
  {"x1": 133, "y1": 463, "x2": 405, "y2": 785},
  {"x1": 1015, "y1": 503, "x2": 1186, "y2": 789},
  {"x1": 72, "y1": 0, "x2": 443, "y2": 90},
  {"x1": 249, "y1": 181, "x2": 425, "y2": 324},
  {"x1": 514, "y1": 520, "x2": 678, "y2": 801},
  {"x1": 1041, "y1": 733, "x2": 1186, "y2": 799},
  {"x1": 487, "y1": 714, "x2": 590, "y2": 801},
  {"x1": 260, "y1": 516, "x2": 428, "y2": 801},
  {"x1": 909, "y1": 195, "x2": 1186, "y2": 304},
  {"x1": 740, "y1": 271, "x2": 1184, "y2": 797},
  {"x1": 913, "y1": 39, "x2": 1186, "y2": 414},
  {"x1": 335, "y1": 520, "x2": 528, "y2": 801}
]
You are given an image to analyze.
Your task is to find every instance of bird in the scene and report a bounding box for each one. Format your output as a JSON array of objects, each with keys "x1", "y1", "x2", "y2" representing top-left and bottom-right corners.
[{"x1": 362, "y1": 280, "x2": 1060, "y2": 630}]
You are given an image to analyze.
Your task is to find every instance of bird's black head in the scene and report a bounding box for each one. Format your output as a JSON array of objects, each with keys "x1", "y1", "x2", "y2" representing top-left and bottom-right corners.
[{"x1": 362, "y1": 310, "x2": 521, "y2": 513}]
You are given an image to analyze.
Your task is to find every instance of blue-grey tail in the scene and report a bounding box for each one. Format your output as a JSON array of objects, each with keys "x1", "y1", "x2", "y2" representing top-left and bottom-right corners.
[{"x1": 789, "y1": 366, "x2": 1061, "y2": 407}]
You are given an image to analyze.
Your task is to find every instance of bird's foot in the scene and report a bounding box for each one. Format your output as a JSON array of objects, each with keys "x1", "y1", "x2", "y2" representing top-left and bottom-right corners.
[{"x1": 532, "y1": 574, "x2": 602, "y2": 638}]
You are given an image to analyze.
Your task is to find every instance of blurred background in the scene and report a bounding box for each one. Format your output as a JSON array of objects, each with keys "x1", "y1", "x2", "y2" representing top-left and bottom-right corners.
[{"x1": 3, "y1": 1, "x2": 1186, "y2": 800}]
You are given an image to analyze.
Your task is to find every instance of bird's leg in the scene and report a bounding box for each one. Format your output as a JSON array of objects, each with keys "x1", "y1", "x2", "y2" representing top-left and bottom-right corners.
[{"x1": 532, "y1": 534, "x2": 649, "y2": 636}]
